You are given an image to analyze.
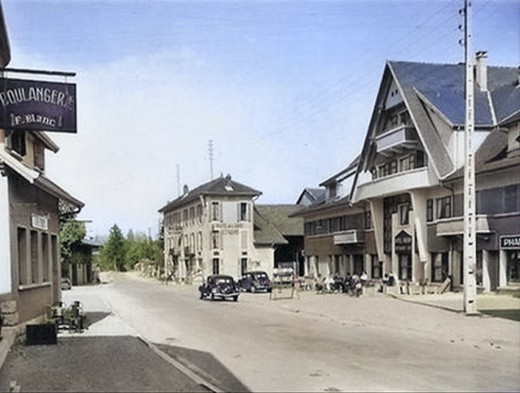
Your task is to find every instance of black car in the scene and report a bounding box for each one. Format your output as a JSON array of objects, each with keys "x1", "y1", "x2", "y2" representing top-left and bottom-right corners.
[
  {"x1": 238, "y1": 271, "x2": 272, "y2": 293},
  {"x1": 199, "y1": 275, "x2": 240, "y2": 301}
]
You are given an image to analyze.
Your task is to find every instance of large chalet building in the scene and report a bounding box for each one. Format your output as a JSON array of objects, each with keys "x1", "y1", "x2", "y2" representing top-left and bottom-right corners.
[{"x1": 295, "y1": 53, "x2": 520, "y2": 293}]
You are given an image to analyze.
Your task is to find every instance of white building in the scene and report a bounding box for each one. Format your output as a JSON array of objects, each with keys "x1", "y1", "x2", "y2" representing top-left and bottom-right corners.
[{"x1": 159, "y1": 174, "x2": 286, "y2": 283}]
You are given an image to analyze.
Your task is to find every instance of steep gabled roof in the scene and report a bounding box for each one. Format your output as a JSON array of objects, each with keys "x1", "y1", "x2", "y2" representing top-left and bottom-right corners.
[
  {"x1": 159, "y1": 174, "x2": 261, "y2": 213},
  {"x1": 320, "y1": 155, "x2": 359, "y2": 187},
  {"x1": 351, "y1": 60, "x2": 520, "y2": 200},
  {"x1": 253, "y1": 208, "x2": 288, "y2": 246},
  {"x1": 255, "y1": 204, "x2": 303, "y2": 236},
  {"x1": 290, "y1": 195, "x2": 351, "y2": 217},
  {"x1": 446, "y1": 128, "x2": 520, "y2": 180},
  {"x1": 296, "y1": 187, "x2": 325, "y2": 205}
]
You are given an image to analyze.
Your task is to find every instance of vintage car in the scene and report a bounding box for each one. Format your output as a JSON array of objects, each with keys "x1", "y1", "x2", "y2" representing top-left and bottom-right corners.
[
  {"x1": 238, "y1": 271, "x2": 272, "y2": 293},
  {"x1": 60, "y1": 277, "x2": 72, "y2": 290},
  {"x1": 199, "y1": 274, "x2": 240, "y2": 301}
]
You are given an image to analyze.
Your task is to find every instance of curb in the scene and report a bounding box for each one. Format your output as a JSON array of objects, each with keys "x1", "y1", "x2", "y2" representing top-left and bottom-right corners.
[
  {"x1": 387, "y1": 293, "x2": 473, "y2": 314},
  {"x1": 137, "y1": 336, "x2": 224, "y2": 393}
]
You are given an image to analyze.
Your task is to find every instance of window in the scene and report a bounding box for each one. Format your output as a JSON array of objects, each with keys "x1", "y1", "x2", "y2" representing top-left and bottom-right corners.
[
  {"x1": 18, "y1": 227, "x2": 27, "y2": 285},
  {"x1": 241, "y1": 258, "x2": 248, "y2": 276},
  {"x1": 431, "y1": 253, "x2": 449, "y2": 283},
  {"x1": 212, "y1": 258, "x2": 220, "y2": 275},
  {"x1": 426, "y1": 199, "x2": 434, "y2": 222},
  {"x1": 415, "y1": 151, "x2": 425, "y2": 168},
  {"x1": 211, "y1": 202, "x2": 220, "y2": 221},
  {"x1": 329, "y1": 183, "x2": 337, "y2": 198},
  {"x1": 30, "y1": 230, "x2": 38, "y2": 284},
  {"x1": 11, "y1": 130, "x2": 26, "y2": 156},
  {"x1": 239, "y1": 202, "x2": 248, "y2": 221},
  {"x1": 364, "y1": 210, "x2": 372, "y2": 229},
  {"x1": 507, "y1": 252, "x2": 519, "y2": 283},
  {"x1": 436, "y1": 196, "x2": 452, "y2": 219},
  {"x1": 399, "y1": 204, "x2": 410, "y2": 225},
  {"x1": 211, "y1": 230, "x2": 220, "y2": 249},
  {"x1": 399, "y1": 155, "x2": 414, "y2": 172},
  {"x1": 42, "y1": 233, "x2": 49, "y2": 282},
  {"x1": 504, "y1": 185, "x2": 518, "y2": 213},
  {"x1": 398, "y1": 254, "x2": 412, "y2": 281},
  {"x1": 371, "y1": 255, "x2": 382, "y2": 279},
  {"x1": 389, "y1": 160, "x2": 397, "y2": 175}
]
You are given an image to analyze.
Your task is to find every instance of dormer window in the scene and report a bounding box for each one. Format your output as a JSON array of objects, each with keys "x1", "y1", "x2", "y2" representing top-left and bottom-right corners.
[
  {"x1": 329, "y1": 183, "x2": 337, "y2": 198},
  {"x1": 10, "y1": 130, "x2": 26, "y2": 156}
]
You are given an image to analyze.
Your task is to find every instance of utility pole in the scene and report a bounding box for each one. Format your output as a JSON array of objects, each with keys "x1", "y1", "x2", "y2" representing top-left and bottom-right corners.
[
  {"x1": 176, "y1": 164, "x2": 180, "y2": 197},
  {"x1": 208, "y1": 140, "x2": 214, "y2": 180},
  {"x1": 462, "y1": 0, "x2": 478, "y2": 314}
]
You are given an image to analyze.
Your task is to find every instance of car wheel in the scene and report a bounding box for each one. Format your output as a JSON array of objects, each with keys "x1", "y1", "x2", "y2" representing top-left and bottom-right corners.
[
  {"x1": 233, "y1": 295, "x2": 238, "y2": 302},
  {"x1": 210, "y1": 293, "x2": 215, "y2": 301}
]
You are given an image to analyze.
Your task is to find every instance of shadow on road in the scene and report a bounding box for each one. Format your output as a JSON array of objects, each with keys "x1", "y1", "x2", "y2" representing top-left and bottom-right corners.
[
  {"x1": 156, "y1": 343, "x2": 250, "y2": 392},
  {"x1": 480, "y1": 309, "x2": 520, "y2": 322}
]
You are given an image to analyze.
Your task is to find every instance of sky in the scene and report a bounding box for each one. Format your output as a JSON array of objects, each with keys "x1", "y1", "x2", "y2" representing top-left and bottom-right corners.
[{"x1": 2, "y1": 0, "x2": 519, "y2": 239}]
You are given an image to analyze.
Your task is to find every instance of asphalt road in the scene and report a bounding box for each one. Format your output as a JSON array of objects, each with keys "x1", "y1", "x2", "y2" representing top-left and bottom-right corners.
[{"x1": 75, "y1": 274, "x2": 520, "y2": 392}]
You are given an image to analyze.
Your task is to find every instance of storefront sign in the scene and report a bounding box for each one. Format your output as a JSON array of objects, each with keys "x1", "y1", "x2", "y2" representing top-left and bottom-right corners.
[
  {"x1": 500, "y1": 235, "x2": 520, "y2": 250},
  {"x1": 0, "y1": 78, "x2": 76, "y2": 133},
  {"x1": 395, "y1": 230, "x2": 412, "y2": 253},
  {"x1": 31, "y1": 213, "x2": 48, "y2": 231}
]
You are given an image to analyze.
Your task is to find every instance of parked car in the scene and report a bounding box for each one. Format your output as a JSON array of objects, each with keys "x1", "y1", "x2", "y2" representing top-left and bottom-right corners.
[
  {"x1": 199, "y1": 275, "x2": 239, "y2": 301},
  {"x1": 238, "y1": 271, "x2": 272, "y2": 293},
  {"x1": 60, "y1": 277, "x2": 72, "y2": 290}
]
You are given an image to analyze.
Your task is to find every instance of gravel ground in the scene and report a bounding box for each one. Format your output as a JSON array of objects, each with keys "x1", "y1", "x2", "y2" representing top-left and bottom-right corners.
[{"x1": 0, "y1": 334, "x2": 209, "y2": 392}]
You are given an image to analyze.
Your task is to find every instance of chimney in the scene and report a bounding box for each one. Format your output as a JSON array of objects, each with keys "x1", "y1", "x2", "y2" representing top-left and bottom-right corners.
[{"x1": 475, "y1": 51, "x2": 488, "y2": 91}]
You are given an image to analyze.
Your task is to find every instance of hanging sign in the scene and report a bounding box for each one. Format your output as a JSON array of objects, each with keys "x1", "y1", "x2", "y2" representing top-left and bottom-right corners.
[
  {"x1": 395, "y1": 230, "x2": 412, "y2": 253},
  {"x1": 0, "y1": 77, "x2": 76, "y2": 133}
]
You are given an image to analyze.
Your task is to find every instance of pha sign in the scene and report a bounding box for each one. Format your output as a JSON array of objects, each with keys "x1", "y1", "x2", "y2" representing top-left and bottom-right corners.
[{"x1": 0, "y1": 78, "x2": 76, "y2": 133}]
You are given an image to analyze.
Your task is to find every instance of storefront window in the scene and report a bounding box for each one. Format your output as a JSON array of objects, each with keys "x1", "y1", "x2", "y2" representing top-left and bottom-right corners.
[
  {"x1": 398, "y1": 254, "x2": 412, "y2": 281},
  {"x1": 507, "y1": 252, "x2": 519, "y2": 283}
]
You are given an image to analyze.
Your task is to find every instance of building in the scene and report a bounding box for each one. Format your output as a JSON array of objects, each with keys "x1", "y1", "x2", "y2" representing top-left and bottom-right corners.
[
  {"x1": 0, "y1": 4, "x2": 83, "y2": 325},
  {"x1": 294, "y1": 54, "x2": 519, "y2": 293},
  {"x1": 347, "y1": 54, "x2": 520, "y2": 292},
  {"x1": 291, "y1": 157, "x2": 375, "y2": 279},
  {"x1": 159, "y1": 174, "x2": 287, "y2": 283},
  {"x1": 254, "y1": 204, "x2": 304, "y2": 275}
]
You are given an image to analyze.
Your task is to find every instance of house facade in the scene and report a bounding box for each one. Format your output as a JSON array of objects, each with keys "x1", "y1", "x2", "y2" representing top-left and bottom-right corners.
[
  {"x1": 292, "y1": 158, "x2": 381, "y2": 279},
  {"x1": 0, "y1": 129, "x2": 83, "y2": 324},
  {"x1": 297, "y1": 53, "x2": 519, "y2": 293},
  {"x1": 159, "y1": 174, "x2": 286, "y2": 283},
  {"x1": 0, "y1": 5, "x2": 83, "y2": 325}
]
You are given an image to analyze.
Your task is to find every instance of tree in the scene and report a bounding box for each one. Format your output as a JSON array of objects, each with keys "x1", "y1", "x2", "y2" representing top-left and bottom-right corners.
[
  {"x1": 100, "y1": 224, "x2": 126, "y2": 271},
  {"x1": 60, "y1": 220, "x2": 86, "y2": 264}
]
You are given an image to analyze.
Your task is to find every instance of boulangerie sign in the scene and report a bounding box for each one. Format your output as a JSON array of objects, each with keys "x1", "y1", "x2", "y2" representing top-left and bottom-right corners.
[{"x1": 0, "y1": 77, "x2": 77, "y2": 133}]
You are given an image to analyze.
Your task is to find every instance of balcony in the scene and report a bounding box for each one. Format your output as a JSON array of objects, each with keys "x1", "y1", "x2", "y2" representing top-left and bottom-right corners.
[
  {"x1": 375, "y1": 125, "x2": 417, "y2": 156},
  {"x1": 333, "y1": 229, "x2": 365, "y2": 245},
  {"x1": 436, "y1": 215, "x2": 491, "y2": 236},
  {"x1": 355, "y1": 166, "x2": 438, "y2": 201}
]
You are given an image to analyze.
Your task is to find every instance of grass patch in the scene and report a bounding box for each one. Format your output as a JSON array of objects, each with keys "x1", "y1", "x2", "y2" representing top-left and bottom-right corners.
[{"x1": 480, "y1": 309, "x2": 520, "y2": 322}]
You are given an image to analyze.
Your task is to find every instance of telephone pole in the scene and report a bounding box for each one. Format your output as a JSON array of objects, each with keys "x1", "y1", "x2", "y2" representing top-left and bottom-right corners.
[
  {"x1": 462, "y1": 0, "x2": 478, "y2": 314},
  {"x1": 208, "y1": 140, "x2": 214, "y2": 180}
]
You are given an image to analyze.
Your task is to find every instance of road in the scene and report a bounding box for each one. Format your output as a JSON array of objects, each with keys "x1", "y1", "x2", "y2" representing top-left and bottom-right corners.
[{"x1": 67, "y1": 273, "x2": 520, "y2": 392}]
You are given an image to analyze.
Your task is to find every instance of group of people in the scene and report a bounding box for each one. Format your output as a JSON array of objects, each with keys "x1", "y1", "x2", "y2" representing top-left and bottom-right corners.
[
  {"x1": 314, "y1": 272, "x2": 368, "y2": 296},
  {"x1": 313, "y1": 271, "x2": 398, "y2": 296}
]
